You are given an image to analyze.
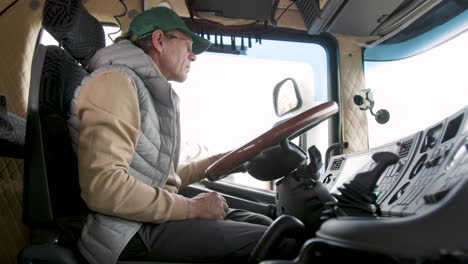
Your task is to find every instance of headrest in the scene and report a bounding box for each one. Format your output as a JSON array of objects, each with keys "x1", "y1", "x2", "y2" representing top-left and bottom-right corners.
[
  {"x1": 41, "y1": 46, "x2": 88, "y2": 117},
  {"x1": 42, "y1": 0, "x2": 105, "y2": 67}
]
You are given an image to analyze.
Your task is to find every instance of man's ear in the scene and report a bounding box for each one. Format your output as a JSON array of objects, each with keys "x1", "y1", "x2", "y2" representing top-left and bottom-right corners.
[{"x1": 151, "y1": 30, "x2": 165, "y2": 54}]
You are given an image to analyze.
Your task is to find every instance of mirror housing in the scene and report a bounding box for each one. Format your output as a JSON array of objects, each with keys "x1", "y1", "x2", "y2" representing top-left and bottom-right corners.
[{"x1": 273, "y1": 78, "x2": 303, "y2": 117}]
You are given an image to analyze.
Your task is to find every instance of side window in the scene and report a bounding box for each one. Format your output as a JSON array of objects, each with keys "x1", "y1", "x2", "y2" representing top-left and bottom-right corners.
[
  {"x1": 39, "y1": 25, "x2": 118, "y2": 46},
  {"x1": 173, "y1": 36, "x2": 330, "y2": 190}
]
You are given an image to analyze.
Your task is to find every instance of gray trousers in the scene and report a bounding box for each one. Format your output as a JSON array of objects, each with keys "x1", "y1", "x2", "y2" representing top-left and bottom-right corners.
[{"x1": 119, "y1": 209, "x2": 274, "y2": 263}]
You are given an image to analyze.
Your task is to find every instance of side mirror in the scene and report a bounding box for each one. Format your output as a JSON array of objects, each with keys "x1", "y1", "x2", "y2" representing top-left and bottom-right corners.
[{"x1": 273, "y1": 78, "x2": 303, "y2": 117}]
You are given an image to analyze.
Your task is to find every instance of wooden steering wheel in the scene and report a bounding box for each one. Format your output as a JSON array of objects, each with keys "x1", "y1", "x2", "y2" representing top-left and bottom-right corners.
[{"x1": 205, "y1": 101, "x2": 339, "y2": 181}]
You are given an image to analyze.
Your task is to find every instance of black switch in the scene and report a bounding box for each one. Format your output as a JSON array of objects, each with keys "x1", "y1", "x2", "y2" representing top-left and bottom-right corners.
[{"x1": 423, "y1": 189, "x2": 450, "y2": 204}]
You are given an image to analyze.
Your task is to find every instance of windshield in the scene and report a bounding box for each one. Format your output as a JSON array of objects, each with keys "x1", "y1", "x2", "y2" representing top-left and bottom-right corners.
[
  {"x1": 364, "y1": 31, "x2": 468, "y2": 148},
  {"x1": 172, "y1": 36, "x2": 330, "y2": 190}
]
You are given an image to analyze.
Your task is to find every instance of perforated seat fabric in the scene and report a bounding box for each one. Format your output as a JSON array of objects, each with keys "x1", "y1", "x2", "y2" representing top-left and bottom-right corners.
[
  {"x1": 42, "y1": 0, "x2": 105, "y2": 67},
  {"x1": 38, "y1": 46, "x2": 89, "y2": 218},
  {"x1": 41, "y1": 46, "x2": 87, "y2": 117}
]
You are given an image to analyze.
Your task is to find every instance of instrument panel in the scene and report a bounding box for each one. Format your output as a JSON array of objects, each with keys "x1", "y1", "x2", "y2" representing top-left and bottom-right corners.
[
  {"x1": 321, "y1": 106, "x2": 467, "y2": 216},
  {"x1": 315, "y1": 106, "x2": 468, "y2": 259}
]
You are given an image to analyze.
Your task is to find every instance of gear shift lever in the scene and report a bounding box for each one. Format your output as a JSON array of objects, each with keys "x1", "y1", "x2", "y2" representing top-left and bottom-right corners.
[{"x1": 325, "y1": 152, "x2": 399, "y2": 217}]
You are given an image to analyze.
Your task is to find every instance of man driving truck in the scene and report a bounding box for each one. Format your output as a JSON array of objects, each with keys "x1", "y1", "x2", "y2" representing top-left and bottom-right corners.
[{"x1": 67, "y1": 6, "x2": 296, "y2": 264}]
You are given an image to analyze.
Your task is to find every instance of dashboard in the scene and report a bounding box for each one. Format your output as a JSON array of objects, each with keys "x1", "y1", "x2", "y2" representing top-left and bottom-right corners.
[{"x1": 316, "y1": 105, "x2": 468, "y2": 258}]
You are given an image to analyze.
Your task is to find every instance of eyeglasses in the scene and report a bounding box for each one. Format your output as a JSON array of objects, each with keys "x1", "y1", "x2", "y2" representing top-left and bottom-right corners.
[{"x1": 165, "y1": 34, "x2": 193, "y2": 54}]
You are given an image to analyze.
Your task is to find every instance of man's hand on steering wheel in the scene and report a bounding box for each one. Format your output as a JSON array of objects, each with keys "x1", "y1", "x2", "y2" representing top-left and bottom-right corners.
[{"x1": 205, "y1": 101, "x2": 339, "y2": 181}]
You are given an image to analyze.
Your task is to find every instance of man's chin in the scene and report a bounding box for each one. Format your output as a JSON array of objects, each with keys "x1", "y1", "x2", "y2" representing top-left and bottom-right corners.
[{"x1": 172, "y1": 75, "x2": 187, "y2": 83}]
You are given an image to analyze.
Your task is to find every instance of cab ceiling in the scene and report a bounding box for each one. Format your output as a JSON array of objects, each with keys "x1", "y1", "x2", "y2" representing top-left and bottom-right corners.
[{"x1": 82, "y1": 0, "x2": 444, "y2": 46}]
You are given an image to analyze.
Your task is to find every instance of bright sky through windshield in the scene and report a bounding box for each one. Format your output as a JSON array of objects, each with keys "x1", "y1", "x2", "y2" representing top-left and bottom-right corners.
[{"x1": 365, "y1": 31, "x2": 468, "y2": 147}]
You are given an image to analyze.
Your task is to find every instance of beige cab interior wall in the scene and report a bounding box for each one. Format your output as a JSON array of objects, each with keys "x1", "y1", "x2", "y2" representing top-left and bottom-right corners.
[
  {"x1": 274, "y1": 0, "x2": 306, "y2": 30},
  {"x1": 144, "y1": 0, "x2": 191, "y2": 17},
  {"x1": 335, "y1": 35, "x2": 375, "y2": 153},
  {"x1": 0, "y1": 1, "x2": 43, "y2": 263},
  {"x1": 0, "y1": 0, "x2": 42, "y2": 118},
  {"x1": 84, "y1": 0, "x2": 142, "y2": 31}
]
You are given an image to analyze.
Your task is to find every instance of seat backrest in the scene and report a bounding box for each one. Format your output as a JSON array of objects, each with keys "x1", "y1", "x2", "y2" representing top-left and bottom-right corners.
[{"x1": 23, "y1": 0, "x2": 105, "y2": 241}]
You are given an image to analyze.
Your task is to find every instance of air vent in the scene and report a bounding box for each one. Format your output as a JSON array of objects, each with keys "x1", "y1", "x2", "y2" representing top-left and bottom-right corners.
[
  {"x1": 296, "y1": 0, "x2": 345, "y2": 35},
  {"x1": 398, "y1": 139, "x2": 414, "y2": 158},
  {"x1": 330, "y1": 158, "x2": 344, "y2": 171},
  {"x1": 296, "y1": 0, "x2": 320, "y2": 30}
]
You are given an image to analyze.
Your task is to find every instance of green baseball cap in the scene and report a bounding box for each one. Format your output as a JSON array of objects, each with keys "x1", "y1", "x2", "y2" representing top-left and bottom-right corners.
[{"x1": 129, "y1": 6, "x2": 211, "y2": 55}]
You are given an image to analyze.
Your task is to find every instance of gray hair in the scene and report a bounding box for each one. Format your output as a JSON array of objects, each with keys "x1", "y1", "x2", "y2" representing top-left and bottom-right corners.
[{"x1": 114, "y1": 31, "x2": 153, "y2": 54}]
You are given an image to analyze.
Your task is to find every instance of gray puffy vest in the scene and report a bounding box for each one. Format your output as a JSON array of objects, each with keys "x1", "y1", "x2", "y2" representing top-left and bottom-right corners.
[{"x1": 68, "y1": 42, "x2": 181, "y2": 264}]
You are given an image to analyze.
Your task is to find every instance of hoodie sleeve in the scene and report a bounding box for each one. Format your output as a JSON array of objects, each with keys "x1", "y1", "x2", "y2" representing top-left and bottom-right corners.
[{"x1": 177, "y1": 152, "x2": 229, "y2": 188}]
